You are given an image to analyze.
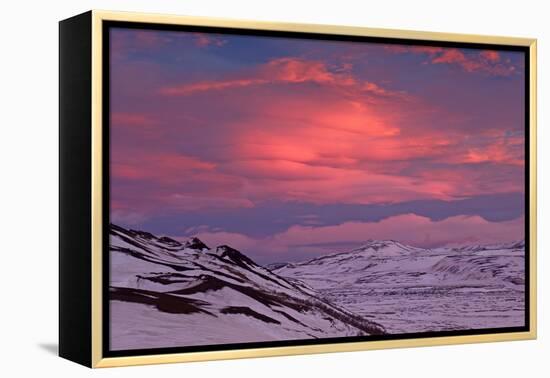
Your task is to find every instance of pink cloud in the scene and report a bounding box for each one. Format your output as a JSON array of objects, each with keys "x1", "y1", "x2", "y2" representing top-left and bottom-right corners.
[
  {"x1": 409, "y1": 162, "x2": 524, "y2": 197},
  {"x1": 480, "y1": 50, "x2": 501, "y2": 63},
  {"x1": 262, "y1": 57, "x2": 355, "y2": 85},
  {"x1": 111, "y1": 112, "x2": 156, "y2": 126},
  {"x1": 110, "y1": 29, "x2": 227, "y2": 62},
  {"x1": 444, "y1": 130, "x2": 525, "y2": 167},
  {"x1": 110, "y1": 112, "x2": 161, "y2": 140},
  {"x1": 277, "y1": 214, "x2": 524, "y2": 249},
  {"x1": 432, "y1": 49, "x2": 468, "y2": 64},
  {"x1": 159, "y1": 78, "x2": 268, "y2": 95},
  {"x1": 120, "y1": 59, "x2": 523, "y2": 213},
  {"x1": 134, "y1": 31, "x2": 164, "y2": 48},
  {"x1": 110, "y1": 151, "x2": 255, "y2": 213},
  {"x1": 193, "y1": 33, "x2": 227, "y2": 47},
  {"x1": 199, "y1": 85, "x2": 520, "y2": 204},
  {"x1": 158, "y1": 57, "x2": 405, "y2": 98},
  {"x1": 111, "y1": 43, "x2": 524, "y2": 217},
  {"x1": 385, "y1": 45, "x2": 443, "y2": 55},
  {"x1": 462, "y1": 142, "x2": 524, "y2": 166},
  {"x1": 111, "y1": 30, "x2": 172, "y2": 55},
  {"x1": 185, "y1": 214, "x2": 524, "y2": 261},
  {"x1": 386, "y1": 45, "x2": 515, "y2": 76},
  {"x1": 112, "y1": 153, "x2": 216, "y2": 181}
]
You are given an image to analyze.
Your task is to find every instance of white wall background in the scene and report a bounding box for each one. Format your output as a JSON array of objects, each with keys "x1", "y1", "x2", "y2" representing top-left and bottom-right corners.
[{"x1": 1, "y1": 0, "x2": 547, "y2": 375}]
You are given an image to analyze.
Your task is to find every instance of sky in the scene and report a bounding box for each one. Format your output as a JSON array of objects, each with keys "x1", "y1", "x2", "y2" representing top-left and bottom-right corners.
[{"x1": 109, "y1": 27, "x2": 526, "y2": 263}]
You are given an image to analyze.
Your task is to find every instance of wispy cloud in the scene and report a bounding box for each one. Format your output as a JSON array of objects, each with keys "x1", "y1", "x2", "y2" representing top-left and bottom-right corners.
[
  {"x1": 193, "y1": 33, "x2": 227, "y2": 47},
  {"x1": 386, "y1": 45, "x2": 517, "y2": 76},
  {"x1": 159, "y1": 57, "x2": 406, "y2": 99}
]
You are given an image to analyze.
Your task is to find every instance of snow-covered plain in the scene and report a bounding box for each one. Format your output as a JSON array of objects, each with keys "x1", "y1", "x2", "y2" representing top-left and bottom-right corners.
[
  {"x1": 274, "y1": 240, "x2": 525, "y2": 333},
  {"x1": 109, "y1": 225, "x2": 525, "y2": 350}
]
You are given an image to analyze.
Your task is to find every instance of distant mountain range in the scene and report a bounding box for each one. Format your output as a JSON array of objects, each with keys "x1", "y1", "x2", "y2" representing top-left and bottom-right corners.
[
  {"x1": 272, "y1": 239, "x2": 525, "y2": 333},
  {"x1": 109, "y1": 224, "x2": 525, "y2": 350}
]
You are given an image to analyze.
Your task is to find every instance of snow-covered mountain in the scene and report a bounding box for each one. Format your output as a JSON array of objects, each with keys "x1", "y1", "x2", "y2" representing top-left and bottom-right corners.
[
  {"x1": 109, "y1": 224, "x2": 385, "y2": 351},
  {"x1": 273, "y1": 240, "x2": 525, "y2": 333}
]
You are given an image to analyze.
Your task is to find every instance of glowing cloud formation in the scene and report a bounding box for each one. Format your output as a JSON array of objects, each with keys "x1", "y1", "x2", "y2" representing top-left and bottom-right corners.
[{"x1": 110, "y1": 28, "x2": 525, "y2": 263}]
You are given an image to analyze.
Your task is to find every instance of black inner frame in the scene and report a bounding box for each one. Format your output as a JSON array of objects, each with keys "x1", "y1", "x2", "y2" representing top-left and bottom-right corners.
[{"x1": 102, "y1": 20, "x2": 531, "y2": 358}]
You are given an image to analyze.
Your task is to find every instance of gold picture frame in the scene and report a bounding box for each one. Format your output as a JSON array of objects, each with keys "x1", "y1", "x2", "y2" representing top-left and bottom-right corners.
[{"x1": 59, "y1": 9, "x2": 537, "y2": 368}]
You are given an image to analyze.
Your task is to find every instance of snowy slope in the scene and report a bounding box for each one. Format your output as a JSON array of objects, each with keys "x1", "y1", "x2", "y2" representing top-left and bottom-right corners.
[
  {"x1": 274, "y1": 240, "x2": 525, "y2": 333},
  {"x1": 109, "y1": 224, "x2": 385, "y2": 351}
]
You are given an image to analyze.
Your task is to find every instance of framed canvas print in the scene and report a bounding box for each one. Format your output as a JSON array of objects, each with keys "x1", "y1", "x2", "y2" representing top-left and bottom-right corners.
[{"x1": 59, "y1": 10, "x2": 537, "y2": 368}]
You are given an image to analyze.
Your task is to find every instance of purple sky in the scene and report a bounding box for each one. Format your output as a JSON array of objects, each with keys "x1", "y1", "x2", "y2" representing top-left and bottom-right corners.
[{"x1": 109, "y1": 27, "x2": 525, "y2": 263}]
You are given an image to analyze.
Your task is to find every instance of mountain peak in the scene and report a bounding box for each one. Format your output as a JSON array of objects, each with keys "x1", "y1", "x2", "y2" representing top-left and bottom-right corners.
[
  {"x1": 129, "y1": 229, "x2": 156, "y2": 240},
  {"x1": 158, "y1": 236, "x2": 182, "y2": 247},
  {"x1": 216, "y1": 245, "x2": 256, "y2": 266},
  {"x1": 185, "y1": 237, "x2": 210, "y2": 250},
  {"x1": 353, "y1": 239, "x2": 405, "y2": 252}
]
